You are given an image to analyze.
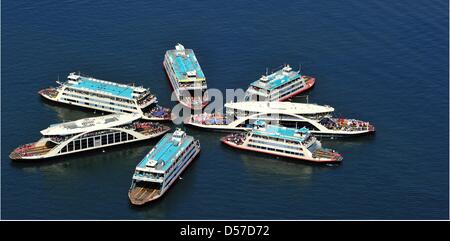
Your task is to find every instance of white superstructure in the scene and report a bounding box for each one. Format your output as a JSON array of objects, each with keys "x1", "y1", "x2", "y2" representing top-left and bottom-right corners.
[
  {"x1": 39, "y1": 72, "x2": 171, "y2": 121},
  {"x1": 186, "y1": 101, "x2": 375, "y2": 136},
  {"x1": 10, "y1": 113, "x2": 170, "y2": 160}
]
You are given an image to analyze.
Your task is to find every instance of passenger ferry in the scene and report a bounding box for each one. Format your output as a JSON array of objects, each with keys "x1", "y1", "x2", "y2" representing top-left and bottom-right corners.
[
  {"x1": 244, "y1": 64, "x2": 315, "y2": 102},
  {"x1": 39, "y1": 72, "x2": 171, "y2": 121},
  {"x1": 9, "y1": 113, "x2": 170, "y2": 160},
  {"x1": 221, "y1": 123, "x2": 342, "y2": 163},
  {"x1": 245, "y1": 65, "x2": 316, "y2": 101},
  {"x1": 163, "y1": 44, "x2": 208, "y2": 110},
  {"x1": 128, "y1": 129, "x2": 200, "y2": 205},
  {"x1": 186, "y1": 101, "x2": 375, "y2": 136}
]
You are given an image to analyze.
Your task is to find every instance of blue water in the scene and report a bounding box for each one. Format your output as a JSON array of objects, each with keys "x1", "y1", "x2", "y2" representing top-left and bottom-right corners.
[{"x1": 2, "y1": 0, "x2": 448, "y2": 219}]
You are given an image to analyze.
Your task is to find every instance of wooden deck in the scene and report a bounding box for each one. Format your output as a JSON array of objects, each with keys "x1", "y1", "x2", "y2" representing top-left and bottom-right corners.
[
  {"x1": 128, "y1": 187, "x2": 160, "y2": 205},
  {"x1": 312, "y1": 149, "x2": 336, "y2": 159},
  {"x1": 10, "y1": 145, "x2": 52, "y2": 160}
]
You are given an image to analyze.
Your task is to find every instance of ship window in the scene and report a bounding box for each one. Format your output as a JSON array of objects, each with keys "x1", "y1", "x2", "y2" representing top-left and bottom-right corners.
[
  {"x1": 81, "y1": 139, "x2": 87, "y2": 149},
  {"x1": 88, "y1": 137, "x2": 94, "y2": 147},
  {"x1": 114, "y1": 133, "x2": 121, "y2": 142},
  {"x1": 67, "y1": 142, "x2": 74, "y2": 152},
  {"x1": 121, "y1": 132, "x2": 127, "y2": 141},
  {"x1": 128, "y1": 134, "x2": 134, "y2": 140},
  {"x1": 108, "y1": 134, "x2": 114, "y2": 144},
  {"x1": 74, "y1": 140, "x2": 81, "y2": 150},
  {"x1": 95, "y1": 136, "x2": 101, "y2": 146},
  {"x1": 61, "y1": 146, "x2": 67, "y2": 153},
  {"x1": 101, "y1": 135, "x2": 107, "y2": 145}
]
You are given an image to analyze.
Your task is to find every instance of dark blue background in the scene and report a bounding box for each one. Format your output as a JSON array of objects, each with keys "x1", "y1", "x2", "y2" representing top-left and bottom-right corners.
[{"x1": 2, "y1": 0, "x2": 448, "y2": 219}]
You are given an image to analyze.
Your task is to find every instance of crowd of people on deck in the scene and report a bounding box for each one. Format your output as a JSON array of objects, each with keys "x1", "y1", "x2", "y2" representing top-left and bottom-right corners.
[
  {"x1": 224, "y1": 133, "x2": 246, "y2": 145},
  {"x1": 133, "y1": 121, "x2": 166, "y2": 134},
  {"x1": 49, "y1": 135, "x2": 68, "y2": 143},
  {"x1": 321, "y1": 118, "x2": 372, "y2": 132},
  {"x1": 137, "y1": 93, "x2": 156, "y2": 106},
  {"x1": 190, "y1": 113, "x2": 230, "y2": 125},
  {"x1": 143, "y1": 105, "x2": 171, "y2": 119},
  {"x1": 12, "y1": 143, "x2": 37, "y2": 157},
  {"x1": 40, "y1": 88, "x2": 59, "y2": 98}
]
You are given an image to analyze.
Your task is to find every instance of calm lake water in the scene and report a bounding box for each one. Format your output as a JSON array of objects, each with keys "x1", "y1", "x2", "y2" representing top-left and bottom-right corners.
[{"x1": 1, "y1": 0, "x2": 448, "y2": 219}]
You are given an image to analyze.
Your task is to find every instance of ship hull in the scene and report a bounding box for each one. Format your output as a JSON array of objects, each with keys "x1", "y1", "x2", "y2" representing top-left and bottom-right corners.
[{"x1": 221, "y1": 137, "x2": 341, "y2": 164}]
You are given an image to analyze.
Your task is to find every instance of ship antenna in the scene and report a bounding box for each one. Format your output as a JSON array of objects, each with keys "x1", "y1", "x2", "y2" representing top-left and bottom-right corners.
[{"x1": 265, "y1": 67, "x2": 268, "y2": 76}]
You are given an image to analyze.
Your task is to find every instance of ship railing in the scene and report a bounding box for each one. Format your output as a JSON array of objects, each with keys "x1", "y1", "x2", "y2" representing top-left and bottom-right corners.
[{"x1": 137, "y1": 93, "x2": 156, "y2": 106}]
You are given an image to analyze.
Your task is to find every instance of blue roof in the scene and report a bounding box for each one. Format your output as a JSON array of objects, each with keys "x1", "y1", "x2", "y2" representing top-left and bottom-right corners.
[
  {"x1": 167, "y1": 48, "x2": 206, "y2": 81},
  {"x1": 70, "y1": 77, "x2": 134, "y2": 99},
  {"x1": 253, "y1": 125, "x2": 310, "y2": 142},
  {"x1": 137, "y1": 133, "x2": 194, "y2": 172},
  {"x1": 250, "y1": 68, "x2": 301, "y2": 91}
]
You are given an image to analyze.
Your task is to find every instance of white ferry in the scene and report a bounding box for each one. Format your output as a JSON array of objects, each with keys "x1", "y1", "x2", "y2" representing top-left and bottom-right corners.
[
  {"x1": 244, "y1": 64, "x2": 315, "y2": 102},
  {"x1": 163, "y1": 44, "x2": 208, "y2": 110},
  {"x1": 221, "y1": 123, "x2": 342, "y2": 164},
  {"x1": 9, "y1": 113, "x2": 170, "y2": 160},
  {"x1": 128, "y1": 129, "x2": 200, "y2": 205},
  {"x1": 186, "y1": 101, "x2": 375, "y2": 136},
  {"x1": 39, "y1": 72, "x2": 171, "y2": 121}
]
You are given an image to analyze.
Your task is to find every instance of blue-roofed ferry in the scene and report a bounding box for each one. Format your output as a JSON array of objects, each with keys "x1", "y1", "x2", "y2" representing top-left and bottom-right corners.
[
  {"x1": 163, "y1": 44, "x2": 208, "y2": 110},
  {"x1": 128, "y1": 129, "x2": 200, "y2": 205},
  {"x1": 244, "y1": 64, "x2": 315, "y2": 102},
  {"x1": 38, "y1": 72, "x2": 171, "y2": 121},
  {"x1": 221, "y1": 123, "x2": 342, "y2": 164}
]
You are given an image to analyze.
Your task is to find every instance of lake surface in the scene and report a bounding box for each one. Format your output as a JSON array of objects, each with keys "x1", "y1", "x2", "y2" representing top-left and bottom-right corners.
[{"x1": 1, "y1": 0, "x2": 448, "y2": 219}]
